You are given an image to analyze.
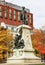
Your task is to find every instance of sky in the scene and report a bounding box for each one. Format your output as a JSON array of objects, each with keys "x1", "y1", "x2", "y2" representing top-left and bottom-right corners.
[{"x1": 5, "y1": 0, "x2": 45, "y2": 29}]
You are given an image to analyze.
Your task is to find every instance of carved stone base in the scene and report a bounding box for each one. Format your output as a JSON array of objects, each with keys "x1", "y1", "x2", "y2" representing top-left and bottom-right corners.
[
  {"x1": 7, "y1": 59, "x2": 41, "y2": 65},
  {"x1": 7, "y1": 49, "x2": 41, "y2": 65}
]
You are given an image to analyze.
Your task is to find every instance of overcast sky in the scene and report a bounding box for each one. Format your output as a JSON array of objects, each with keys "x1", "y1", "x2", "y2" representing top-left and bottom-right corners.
[{"x1": 5, "y1": 0, "x2": 45, "y2": 29}]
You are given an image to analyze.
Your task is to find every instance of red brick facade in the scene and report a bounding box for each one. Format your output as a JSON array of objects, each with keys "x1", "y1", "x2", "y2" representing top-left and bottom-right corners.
[{"x1": 0, "y1": 3, "x2": 33, "y2": 30}]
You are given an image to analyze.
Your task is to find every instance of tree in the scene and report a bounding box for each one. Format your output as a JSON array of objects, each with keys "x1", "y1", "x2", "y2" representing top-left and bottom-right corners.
[{"x1": 31, "y1": 29, "x2": 45, "y2": 57}]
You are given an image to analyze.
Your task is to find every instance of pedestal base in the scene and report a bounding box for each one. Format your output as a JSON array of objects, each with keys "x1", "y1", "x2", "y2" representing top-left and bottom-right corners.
[
  {"x1": 7, "y1": 59, "x2": 41, "y2": 65},
  {"x1": 7, "y1": 49, "x2": 41, "y2": 64}
]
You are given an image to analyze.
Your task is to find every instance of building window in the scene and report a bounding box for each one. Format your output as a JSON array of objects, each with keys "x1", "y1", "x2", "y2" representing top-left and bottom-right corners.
[
  {"x1": 9, "y1": 9, "x2": 12, "y2": 20},
  {"x1": 25, "y1": 14, "x2": 28, "y2": 25},
  {"x1": 6, "y1": 26, "x2": 8, "y2": 29},
  {"x1": 4, "y1": 8, "x2": 8, "y2": 18},
  {"x1": 11, "y1": 27, "x2": 14, "y2": 31},
  {"x1": 0, "y1": 6, "x2": 2, "y2": 17},
  {"x1": 14, "y1": 10, "x2": 16, "y2": 21},
  {"x1": 30, "y1": 14, "x2": 32, "y2": 25},
  {"x1": 18, "y1": 12, "x2": 20, "y2": 21}
]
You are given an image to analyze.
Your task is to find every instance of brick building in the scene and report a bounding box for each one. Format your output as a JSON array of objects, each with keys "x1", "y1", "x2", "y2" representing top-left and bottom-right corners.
[{"x1": 0, "y1": 0, "x2": 33, "y2": 30}]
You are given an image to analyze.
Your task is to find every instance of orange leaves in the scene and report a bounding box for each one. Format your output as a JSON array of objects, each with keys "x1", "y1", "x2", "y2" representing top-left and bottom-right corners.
[
  {"x1": 35, "y1": 44, "x2": 45, "y2": 54},
  {"x1": 31, "y1": 29, "x2": 45, "y2": 54}
]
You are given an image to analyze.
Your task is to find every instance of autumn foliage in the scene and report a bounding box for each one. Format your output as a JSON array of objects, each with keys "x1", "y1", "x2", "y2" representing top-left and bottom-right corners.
[{"x1": 31, "y1": 29, "x2": 45, "y2": 54}]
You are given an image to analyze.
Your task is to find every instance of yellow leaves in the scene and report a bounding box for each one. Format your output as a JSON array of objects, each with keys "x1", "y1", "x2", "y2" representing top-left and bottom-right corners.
[
  {"x1": 0, "y1": 26, "x2": 14, "y2": 52},
  {"x1": 0, "y1": 54, "x2": 3, "y2": 59},
  {"x1": 0, "y1": 26, "x2": 14, "y2": 60},
  {"x1": 0, "y1": 45, "x2": 2, "y2": 50},
  {"x1": 0, "y1": 37, "x2": 6, "y2": 42},
  {"x1": 0, "y1": 34, "x2": 6, "y2": 37}
]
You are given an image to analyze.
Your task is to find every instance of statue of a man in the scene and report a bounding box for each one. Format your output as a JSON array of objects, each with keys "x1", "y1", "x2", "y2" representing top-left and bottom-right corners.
[{"x1": 20, "y1": 7, "x2": 28, "y2": 25}]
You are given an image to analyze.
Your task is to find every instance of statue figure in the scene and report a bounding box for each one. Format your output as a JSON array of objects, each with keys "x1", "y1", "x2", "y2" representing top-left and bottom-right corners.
[
  {"x1": 14, "y1": 27, "x2": 25, "y2": 49},
  {"x1": 20, "y1": 7, "x2": 28, "y2": 25}
]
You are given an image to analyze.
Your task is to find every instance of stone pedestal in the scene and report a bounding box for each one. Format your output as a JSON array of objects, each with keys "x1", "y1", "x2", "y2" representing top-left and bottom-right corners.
[{"x1": 8, "y1": 25, "x2": 41, "y2": 64}]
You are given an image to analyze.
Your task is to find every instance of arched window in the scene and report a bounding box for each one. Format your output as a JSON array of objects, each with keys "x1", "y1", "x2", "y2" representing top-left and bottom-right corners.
[
  {"x1": 14, "y1": 10, "x2": 16, "y2": 21},
  {"x1": 0, "y1": 6, "x2": 2, "y2": 17}
]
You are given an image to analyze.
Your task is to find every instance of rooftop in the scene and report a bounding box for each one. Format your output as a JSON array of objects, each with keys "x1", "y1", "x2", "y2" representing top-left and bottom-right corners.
[{"x1": 0, "y1": 1, "x2": 30, "y2": 12}]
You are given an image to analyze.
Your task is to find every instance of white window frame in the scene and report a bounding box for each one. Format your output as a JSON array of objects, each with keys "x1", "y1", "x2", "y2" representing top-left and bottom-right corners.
[
  {"x1": 9, "y1": 9, "x2": 12, "y2": 20},
  {"x1": 18, "y1": 11, "x2": 20, "y2": 21},
  {"x1": 4, "y1": 8, "x2": 8, "y2": 18},
  {"x1": 0, "y1": 6, "x2": 2, "y2": 17},
  {"x1": 14, "y1": 10, "x2": 16, "y2": 21},
  {"x1": 30, "y1": 14, "x2": 32, "y2": 24}
]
